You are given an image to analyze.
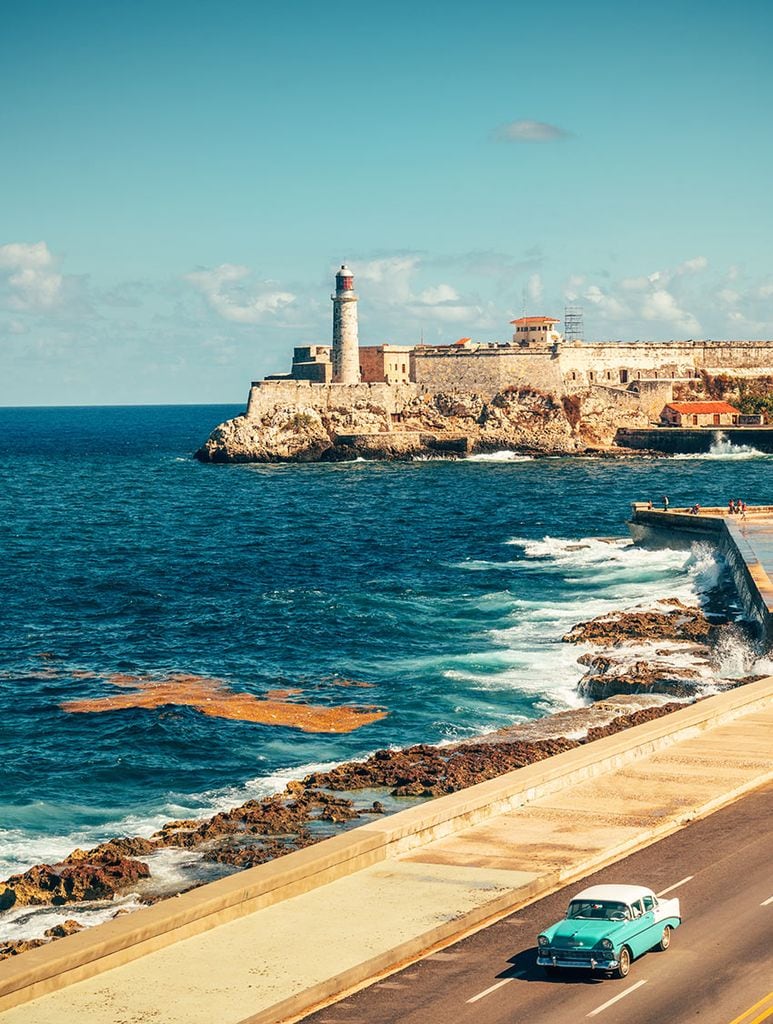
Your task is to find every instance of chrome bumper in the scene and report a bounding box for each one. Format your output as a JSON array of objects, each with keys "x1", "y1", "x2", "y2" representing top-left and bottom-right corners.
[{"x1": 537, "y1": 954, "x2": 617, "y2": 971}]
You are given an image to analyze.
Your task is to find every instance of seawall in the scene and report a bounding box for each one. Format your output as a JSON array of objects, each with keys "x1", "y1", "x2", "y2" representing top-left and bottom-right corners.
[
  {"x1": 1, "y1": 679, "x2": 771, "y2": 1024},
  {"x1": 628, "y1": 504, "x2": 773, "y2": 646},
  {"x1": 617, "y1": 426, "x2": 773, "y2": 454}
]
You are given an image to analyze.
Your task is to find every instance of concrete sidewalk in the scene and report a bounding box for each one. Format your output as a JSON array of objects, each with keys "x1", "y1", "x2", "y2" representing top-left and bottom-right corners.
[{"x1": 1, "y1": 680, "x2": 772, "y2": 1024}]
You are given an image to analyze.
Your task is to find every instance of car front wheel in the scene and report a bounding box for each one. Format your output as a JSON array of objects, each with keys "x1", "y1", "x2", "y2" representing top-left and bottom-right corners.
[
  {"x1": 657, "y1": 925, "x2": 671, "y2": 951},
  {"x1": 614, "y1": 947, "x2": 631, "y2": 978}
]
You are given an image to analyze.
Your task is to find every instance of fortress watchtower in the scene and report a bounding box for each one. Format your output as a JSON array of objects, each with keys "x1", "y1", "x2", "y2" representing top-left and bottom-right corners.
[
  {"x1": 332, "y1": 264, "x2": 360, "y2": 384},
  {"x1": 511, "y1": 316, "x2": 562, "y2": 347}
]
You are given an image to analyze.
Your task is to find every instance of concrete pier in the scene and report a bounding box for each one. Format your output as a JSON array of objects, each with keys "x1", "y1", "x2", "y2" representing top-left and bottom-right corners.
[{"x1": 629, "y1": 503, "x2": 773, "y2": 646}]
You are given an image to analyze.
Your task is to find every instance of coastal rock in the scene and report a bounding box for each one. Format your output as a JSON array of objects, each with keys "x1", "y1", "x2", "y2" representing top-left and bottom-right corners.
[
  {"x1": 562, "y1": 597, "x2": 742, "y2": 701},
  {"x1": 0, "y1": 698, "x2": 690, "y2": 957},
  {"x1": 577, "y1": 657, "x2": 702, "y2": 700},
  {"x1": 194, "y1": 386, "x2": 616, "y2": 464},
  {"x1": 44, "y1": 919, "x2": 84, "y2": 939},
  {"x1": 562, "y1": 599, "x2": 715, "y2": 645},
  {"x1": 457, "y1": 694, "x2": 682, "y2": 744},
  {"x1": 303, "y1": 739, "x2": 579, "y2": 798},
  {"x1": 195, "y1": 410, "x2": 333, "y2": 463},
  {"x1": 0, "y1": 849, "x2": 150, "y2": 910}
]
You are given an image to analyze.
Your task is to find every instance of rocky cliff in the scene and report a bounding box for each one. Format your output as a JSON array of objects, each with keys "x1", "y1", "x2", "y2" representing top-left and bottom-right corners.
[{"x1": 195, "y1": 385, "x2": 650, "y2": 463}]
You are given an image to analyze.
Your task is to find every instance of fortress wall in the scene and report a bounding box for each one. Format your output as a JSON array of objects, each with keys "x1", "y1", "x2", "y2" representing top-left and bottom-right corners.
[
  {"x1": 412, "y1": 349, "x2": 563, "y2": 396},
  {"x1": 559, "y1": 340, "x2": 773, "y2": 389},
  {"x1": 697, "y1": 341, "x2": 773, "y2": 371},
  {"x1": 245, "y1": 380, "x2": 419, "y2": 420},
  {"x1": 558, "y1": 343, "x2": 699, "y2": 388}
]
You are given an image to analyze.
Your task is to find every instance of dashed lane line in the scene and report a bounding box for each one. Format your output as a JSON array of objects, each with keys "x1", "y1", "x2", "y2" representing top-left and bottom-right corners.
[
  {"x1": 657, "y1": 875, "x2": 693, "y2": 896},
  {"x1": 466, "y1": 972, "x2": 526, "y2": 1004},
  {"x1": 586, "y1": 980, "x2": 648, "y2": 1017}
]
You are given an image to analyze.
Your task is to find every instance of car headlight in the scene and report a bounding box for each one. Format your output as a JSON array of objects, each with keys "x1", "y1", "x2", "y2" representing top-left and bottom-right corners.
[
  {"x1": 538, "y1": 936, "x2": 549, "y2": 947},
  {"x1": 601, "y1": 938, "x2": 614, "y2": 950}
]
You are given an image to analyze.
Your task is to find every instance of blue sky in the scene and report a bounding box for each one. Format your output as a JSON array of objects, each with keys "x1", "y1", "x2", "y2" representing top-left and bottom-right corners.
[{"x1": 2, "y1": 0, "x2": 772, "y2": 404}]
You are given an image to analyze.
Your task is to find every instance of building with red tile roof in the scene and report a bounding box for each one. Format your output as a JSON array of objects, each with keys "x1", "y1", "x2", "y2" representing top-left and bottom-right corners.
[{"x1": 661, "y1": 401, "x2": 740, "y2": 427}]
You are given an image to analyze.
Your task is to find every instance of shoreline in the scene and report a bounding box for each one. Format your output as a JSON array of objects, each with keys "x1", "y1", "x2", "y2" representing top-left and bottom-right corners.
[{"x1": 2, "y1": 585, "x2": 764, "y2": 959}]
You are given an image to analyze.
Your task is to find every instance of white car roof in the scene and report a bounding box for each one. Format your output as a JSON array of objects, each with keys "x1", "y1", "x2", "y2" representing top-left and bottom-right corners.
[{"x1": 571, "y1": 884, "x2": 655, "y2": 904}]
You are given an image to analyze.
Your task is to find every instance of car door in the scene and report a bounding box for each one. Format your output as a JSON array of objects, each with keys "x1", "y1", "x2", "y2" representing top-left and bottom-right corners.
[
  {"x1": 626, "y1": 898, "x2": 655, "y2": 957},
  {"x1": 640, "y1": 893, "x2": 664, "y2": 948}
]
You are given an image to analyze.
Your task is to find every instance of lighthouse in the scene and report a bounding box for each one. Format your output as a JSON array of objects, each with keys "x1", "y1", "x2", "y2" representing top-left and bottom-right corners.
[{"x1": 331, "y1": 264, "x2": 360, "y2": 384}]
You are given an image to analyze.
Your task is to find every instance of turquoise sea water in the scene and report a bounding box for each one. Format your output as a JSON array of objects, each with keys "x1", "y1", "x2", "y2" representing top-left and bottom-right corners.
[{"x1": 1, "y1": 405, "x2": 771, "y2": 901}]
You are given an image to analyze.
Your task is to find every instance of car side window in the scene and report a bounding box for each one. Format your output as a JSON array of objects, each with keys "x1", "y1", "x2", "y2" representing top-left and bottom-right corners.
[
  {"x1": 630, "y1": 899, "x2": 644, "y2": 918},
  {"x1": 643, "y1": 896, "x2": 656, "y2": 912}
]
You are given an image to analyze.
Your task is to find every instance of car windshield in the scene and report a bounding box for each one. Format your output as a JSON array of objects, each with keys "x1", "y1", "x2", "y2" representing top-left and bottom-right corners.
[{"x1": 567, "y1": 900, "x2": 629, "y2": 921}]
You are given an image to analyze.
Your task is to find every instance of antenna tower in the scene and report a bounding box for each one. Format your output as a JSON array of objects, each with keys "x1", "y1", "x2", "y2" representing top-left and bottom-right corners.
[{"x1": 563, "y1": 305, "x2": 584, "y2": 342}]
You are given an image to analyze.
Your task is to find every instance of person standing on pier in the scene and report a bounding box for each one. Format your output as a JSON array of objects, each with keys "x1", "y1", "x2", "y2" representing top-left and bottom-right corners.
[{"x1": 662, "y1": 495, "x2": 670, "y2": 511}]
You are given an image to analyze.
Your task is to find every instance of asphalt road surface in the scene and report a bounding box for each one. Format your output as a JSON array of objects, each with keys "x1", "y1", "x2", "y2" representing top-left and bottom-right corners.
[{"x1": 304, "y1": 783, "x2": 773, "y2": 1024}]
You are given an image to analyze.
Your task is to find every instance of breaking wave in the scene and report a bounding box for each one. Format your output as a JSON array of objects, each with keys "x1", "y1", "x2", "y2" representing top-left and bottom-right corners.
[
  {"x1": 672, "y1": 433, "x2": 769, "y2": 460},
  {"x1": 464, "y1": 451, "x2": 535, "y2": 463}
]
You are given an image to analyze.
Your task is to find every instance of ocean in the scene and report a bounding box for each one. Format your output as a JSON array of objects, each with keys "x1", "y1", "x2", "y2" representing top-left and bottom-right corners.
[{"x1": 1, "y1": 405, "x2": 771, "y2": 926}]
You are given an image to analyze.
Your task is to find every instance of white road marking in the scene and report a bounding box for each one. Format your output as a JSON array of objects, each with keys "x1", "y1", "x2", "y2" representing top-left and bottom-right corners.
[
  {"x1": 466, "y1": 972, "x2": 525, "y2": 1003},
  {"x1": 761, "y1": 895, "x2": 773, "y2": 906},
  {"x1": 657, "y1": 875, "x2": 693, "y2": 896},
  {"x1": 587, "y1": 979, "x2": 648, "y2": 1017}
]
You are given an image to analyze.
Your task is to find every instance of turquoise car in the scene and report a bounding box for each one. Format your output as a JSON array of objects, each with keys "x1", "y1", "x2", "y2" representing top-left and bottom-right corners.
[{"x1": 537, "y1": 883, "x2": 681, "y2": 978}]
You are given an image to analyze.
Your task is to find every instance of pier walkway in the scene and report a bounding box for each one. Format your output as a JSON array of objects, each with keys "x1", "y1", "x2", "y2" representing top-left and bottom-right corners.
[{"x1": 1, "y1": 679, "x2": 771, "y2": 1024}]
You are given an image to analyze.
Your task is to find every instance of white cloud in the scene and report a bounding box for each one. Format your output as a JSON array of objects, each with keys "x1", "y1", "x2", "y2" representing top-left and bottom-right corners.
[
  {"x1": 419, "y1": 283, "x2": 458, "y2": 304},
  {"x1": 0, "y1": 241, "x2": 63, "y2": 310},
  {"x1": 353, "y1": 255, "x2": 488, "y2": 329},
  {"x1": 676, "y1": 256, "x2": 709, "y2": 275},
  {"x1": 564, "y1": 274, "x2": 585, "y2": 302},
  {"x1": 185, "y1": 264, "x2": 295, "y2": 324},
  {"x1": 640, "y1": 288, "x2": 700, "y2": 334},
  {"x1": 584, "y1": 284, "x2": 630, "y2": 319},
  {"x1": 355, "y1": 256, "x2": 419, "y2": 305},
  {"x1": 494, "y1": 119, "x2": 570, "y2": 143},
  {"x1": 527, "y1": 273, "x2": 543, "y2": 305}
]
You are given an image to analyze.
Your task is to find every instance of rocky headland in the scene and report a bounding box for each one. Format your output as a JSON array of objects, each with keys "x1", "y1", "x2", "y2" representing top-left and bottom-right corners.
[
  {"x1": 195, "y1": 386, "x2": 648, "y2": 463},
  {"x1": 1, "y1": 592, "x2": 763, "y2": 960}
]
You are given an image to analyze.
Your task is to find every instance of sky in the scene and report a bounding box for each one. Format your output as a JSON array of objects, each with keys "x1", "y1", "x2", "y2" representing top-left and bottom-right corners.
[{"x1": 2, "y1": 0, "x2": 772, "y2": 405}]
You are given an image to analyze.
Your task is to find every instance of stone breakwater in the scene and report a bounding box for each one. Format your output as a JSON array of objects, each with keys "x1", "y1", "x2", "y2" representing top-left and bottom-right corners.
[
  {"x1": 194, "y1": 385, "x2": 653, "y2": 463},
  {"x1": 1, "y1": 593, "x2": 762, "y2": 960}
]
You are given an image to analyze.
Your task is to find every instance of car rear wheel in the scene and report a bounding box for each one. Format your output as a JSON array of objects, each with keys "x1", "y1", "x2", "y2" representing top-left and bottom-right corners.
[
  {"x1": 657, "y1": 925, "x2": 671, "y2": 951},
  {"x1": 614, "y1": 946, "x2": 631, "y2": 978}
]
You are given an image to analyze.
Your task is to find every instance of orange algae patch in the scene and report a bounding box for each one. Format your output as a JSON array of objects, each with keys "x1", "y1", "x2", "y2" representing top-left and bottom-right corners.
[{"x1": 61, "y1": 673, "x2": 387, "y2": 734}]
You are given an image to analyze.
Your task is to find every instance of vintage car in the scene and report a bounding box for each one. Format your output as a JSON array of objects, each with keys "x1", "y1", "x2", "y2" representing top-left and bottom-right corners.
[{"x1": 536, "y1": 883, "x2": 681, "y2": 978}]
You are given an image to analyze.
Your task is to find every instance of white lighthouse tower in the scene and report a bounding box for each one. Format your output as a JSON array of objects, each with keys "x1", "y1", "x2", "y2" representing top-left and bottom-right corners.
[{"x1": 331, "y1": 264, "x2": 360, "y2": 384}]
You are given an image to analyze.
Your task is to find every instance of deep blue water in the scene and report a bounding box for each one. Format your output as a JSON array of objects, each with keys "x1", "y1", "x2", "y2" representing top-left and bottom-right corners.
[{"x1": 1, "y1": 405, "x2": 771, "y2": 884}]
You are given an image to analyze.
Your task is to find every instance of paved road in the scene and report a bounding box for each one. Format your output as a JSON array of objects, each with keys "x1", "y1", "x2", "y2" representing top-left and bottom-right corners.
[{"x1": 304, "y1": 784, "x2": 773, "y2": 1024}]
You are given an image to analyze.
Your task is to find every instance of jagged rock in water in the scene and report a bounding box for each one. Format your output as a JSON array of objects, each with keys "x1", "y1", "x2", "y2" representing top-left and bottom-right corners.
[
  {"x1": 562, "y1": 599, "x2": 715, "y2": 645},
  {"x1": 0, "y1": 849, "x2": 151, "y2": 910}
]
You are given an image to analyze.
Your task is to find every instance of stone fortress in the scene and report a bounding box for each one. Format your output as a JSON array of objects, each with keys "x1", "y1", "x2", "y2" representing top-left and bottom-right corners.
[
  {"x1": 260, "y1": 264, "x2": 773, "y2": 403},
  {"x1": 197, "y1": 264, "x2": 773, "y2": 462}
]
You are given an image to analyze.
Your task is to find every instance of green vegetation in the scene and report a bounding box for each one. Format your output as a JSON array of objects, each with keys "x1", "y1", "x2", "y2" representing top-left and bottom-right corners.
[
  {"x1": 289, "y1": 412, "x2": 316, "y2": 431},
  {"x1": 695, "y1": 372, "x2": 772, "y2": 420}
]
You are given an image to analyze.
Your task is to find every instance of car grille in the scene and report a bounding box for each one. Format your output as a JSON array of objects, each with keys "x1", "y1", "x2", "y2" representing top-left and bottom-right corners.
[{"x1": 545, "y1": 948, "x2": 613, "y2": 962}]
